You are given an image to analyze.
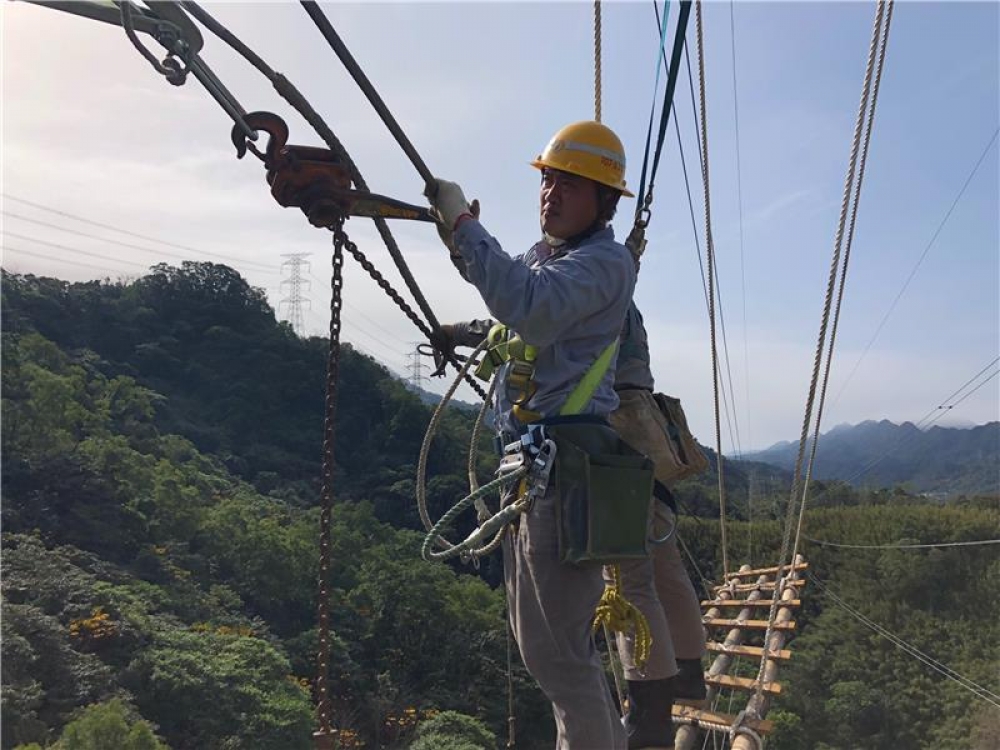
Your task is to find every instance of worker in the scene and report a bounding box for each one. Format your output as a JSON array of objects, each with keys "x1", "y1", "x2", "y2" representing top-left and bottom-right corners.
[
  {"x1": 427, "y1": 120, "x2": 638, "y2": 749},
  {"x1": 607, "y1": 299, "x2": 709, "y2": 749}
]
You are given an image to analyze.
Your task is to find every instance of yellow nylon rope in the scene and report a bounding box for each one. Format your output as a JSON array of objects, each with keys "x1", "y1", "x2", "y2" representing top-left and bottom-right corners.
[{"x1": 593, "y1": 564, "x2": 652, "y2": 669}]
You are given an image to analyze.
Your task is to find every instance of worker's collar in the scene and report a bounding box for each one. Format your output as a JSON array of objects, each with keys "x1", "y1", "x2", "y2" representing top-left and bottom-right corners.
[
  {"x1": 544, "y1": 221, "x2": 609, "y2": 250},
  {"x1": 533, "y1": 226, "x2": 613, "y2": 264}
]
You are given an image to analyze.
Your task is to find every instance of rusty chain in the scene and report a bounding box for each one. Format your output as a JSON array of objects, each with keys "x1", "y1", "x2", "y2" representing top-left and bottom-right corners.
[
  {"x1": 313, "y1": 220, "x2": 489, "y2": 745},
  {"x1": 340, "y1": 238, "x2": 490, "y2": 401},
  {"x1": 341, "y1": 240, "x2": 432, "y2": 337},
  {"x1": 314, "y1": 219, "x2": 346, "y2": 742}
]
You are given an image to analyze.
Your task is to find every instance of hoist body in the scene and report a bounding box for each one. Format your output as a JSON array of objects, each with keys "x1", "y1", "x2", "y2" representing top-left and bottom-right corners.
[{"x1": 232, "y1": 111, "x2": 436, "y2": 227}]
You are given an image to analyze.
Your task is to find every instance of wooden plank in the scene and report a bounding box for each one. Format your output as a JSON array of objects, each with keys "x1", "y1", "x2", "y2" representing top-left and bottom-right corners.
[
  {"x1": 702, "y1": 599, "x2": 801, "y2": 608},
  {"x1": 705, "y1": 642, "x2": 792, "y2": 660},
  {"x1": 703, "y1": 618, "x2": 796, "y2": 631},
  {"x1": 672, "y1": 704, "x2": 774, "y2": 735},
  {"x1": 713, "y1": 580, "x2": 805, "y2": 593},
  {"x1": 730, "y1": 555, "x2": 806, "y2": 750},
  {"x1": 705, "y1": 674, "x2": 782, "y2": 695},
  {"x1": 726, "y1": 562, "x2": 808, "y2": 579}
]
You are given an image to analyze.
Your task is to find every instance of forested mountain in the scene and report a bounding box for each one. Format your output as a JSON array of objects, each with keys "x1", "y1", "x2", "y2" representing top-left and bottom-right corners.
[
  {"x1": 2, "y1": 266, "x2": 997, "y2": 750},
  {"x1": 752, "y1": 420, "x2": 1000, "y2": 496}
]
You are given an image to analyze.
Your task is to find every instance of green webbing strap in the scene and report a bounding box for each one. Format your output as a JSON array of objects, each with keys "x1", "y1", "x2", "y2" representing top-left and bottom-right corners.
[{"x1": 559, "y1": 341, "x2": 618, "y2": 416}]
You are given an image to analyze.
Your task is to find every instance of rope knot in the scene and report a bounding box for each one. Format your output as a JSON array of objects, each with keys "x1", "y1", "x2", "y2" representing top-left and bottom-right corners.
[{"x1": 592, "y1": 564, "x2": 652, "y2": 669}]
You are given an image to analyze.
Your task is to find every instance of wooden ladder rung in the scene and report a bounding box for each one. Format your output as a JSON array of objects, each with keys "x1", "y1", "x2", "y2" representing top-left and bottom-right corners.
[
  {"x1": 705, "y1": 674, "x2": 782, "y2": 695},
  {"x1": 706, "y1": 642, "x2": 792, "y2": 660},
  {"x1": 702, "y1": 599, "x2": 801, "y2": 608},
  {"x1": 672, "y1": 704, "x2": 775, "y2": 734},
  {"x1": 703, "y1": 618, "x2": 796, "y2": 631},
  {"x1": 713, "y1": 580, "x2": 805, "y2": 593},
  {"x1": 726, "y1": 562, "x2": 809, "y2": 579}
]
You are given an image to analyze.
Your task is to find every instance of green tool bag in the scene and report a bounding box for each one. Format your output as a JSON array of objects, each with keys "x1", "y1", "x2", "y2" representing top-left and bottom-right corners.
[{"x1": 546, "y1": 420, "x2": 656, "y2": 566}]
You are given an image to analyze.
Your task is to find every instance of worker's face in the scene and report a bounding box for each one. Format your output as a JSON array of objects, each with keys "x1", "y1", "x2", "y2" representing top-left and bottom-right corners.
[{"x1": 540, "y1": 169, "x2": 600, "y2": 239}]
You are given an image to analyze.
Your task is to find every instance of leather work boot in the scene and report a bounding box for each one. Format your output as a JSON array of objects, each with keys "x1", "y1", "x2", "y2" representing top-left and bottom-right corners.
[
  {"x1": 623, "y1": 677, "x2": 675, "y2": 750},
  {"x1": 674, "y1": 658, "x2": 708, "y2": 706}
]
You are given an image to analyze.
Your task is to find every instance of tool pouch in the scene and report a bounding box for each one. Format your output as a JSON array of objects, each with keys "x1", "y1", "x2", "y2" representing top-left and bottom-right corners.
[
  {"x1": 651, "y1": 393, "x2": 710, "y2": 480},
  {"x1": 545, "y1": 418, "x2": 655, "y2": 565}
]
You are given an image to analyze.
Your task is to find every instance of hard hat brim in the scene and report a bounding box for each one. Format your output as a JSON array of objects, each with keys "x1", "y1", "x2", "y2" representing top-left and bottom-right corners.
[{"x1": 529, "y1": 159, "x2": 636, "y2": 198}]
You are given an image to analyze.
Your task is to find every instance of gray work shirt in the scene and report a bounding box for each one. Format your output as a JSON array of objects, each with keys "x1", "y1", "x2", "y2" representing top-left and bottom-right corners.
[
  {"x1": 453, "y1": 220, "x2": 636, "y2": 435},
  {"x1": 614, "y1": 301, "x2": 656, "y2": 391}
]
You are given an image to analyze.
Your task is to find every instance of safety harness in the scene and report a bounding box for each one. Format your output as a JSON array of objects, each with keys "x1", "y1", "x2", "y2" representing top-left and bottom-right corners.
[{"x1": 420, "y1": 321, "x2": 676, "y2": 669}]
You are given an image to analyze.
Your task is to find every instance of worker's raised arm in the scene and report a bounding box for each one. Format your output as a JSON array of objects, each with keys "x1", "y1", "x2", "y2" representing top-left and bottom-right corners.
[{"x1": 452, "y1": 220, "x2": 635, "y2": 349}]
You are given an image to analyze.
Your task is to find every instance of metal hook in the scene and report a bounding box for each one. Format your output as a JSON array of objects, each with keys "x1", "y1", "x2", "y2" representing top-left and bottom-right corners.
[{"x1": 232, "y1": 111, "x2": 288, "y2": 161}]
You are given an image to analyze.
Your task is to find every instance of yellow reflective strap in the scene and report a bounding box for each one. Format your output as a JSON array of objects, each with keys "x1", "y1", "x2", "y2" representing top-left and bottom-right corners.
[
  {"x1": 559, "y1": 341, "x2": 618, "y2": 416},
  {"x1": 482, "y1": 324, "x2": 612, "y2": 416}
]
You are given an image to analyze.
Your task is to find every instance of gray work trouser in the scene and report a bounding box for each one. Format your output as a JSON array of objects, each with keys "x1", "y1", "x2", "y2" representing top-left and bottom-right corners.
[
  {"x1": 608, "y1": 389, "x2": 707, "y2": 681},
  {"x1": 504, "y1": 481, "x2": 626, "y2": 750},
  {"x1": 604, "y1": 501, "x2": 706, "y2": 680}
]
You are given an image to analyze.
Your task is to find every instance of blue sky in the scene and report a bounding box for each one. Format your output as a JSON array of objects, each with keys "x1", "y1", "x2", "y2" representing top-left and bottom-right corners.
[{"x1": 3, "y1": 1, "x2": 998, "y2": 450}]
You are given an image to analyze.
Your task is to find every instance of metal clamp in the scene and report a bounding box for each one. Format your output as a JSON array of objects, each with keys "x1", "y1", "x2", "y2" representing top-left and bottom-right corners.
[
  {"x1": 521, "y1": 438, "x2": 557, "y2": 510},
  {"x1": 497, "y1": 449, "x2": 526, "y2": 477}
]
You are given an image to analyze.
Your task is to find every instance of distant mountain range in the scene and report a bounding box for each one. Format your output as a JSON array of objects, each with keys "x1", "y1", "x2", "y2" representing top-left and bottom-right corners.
[{"x1": 750, "y1": 420, "x2": 1000, "y2": 496}]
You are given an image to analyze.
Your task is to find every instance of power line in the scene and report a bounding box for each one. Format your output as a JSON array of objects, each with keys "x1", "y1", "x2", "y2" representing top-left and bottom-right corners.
[
  {"x1": 847, "y1": 367, "x2": 998, "y2": 480},
  {"x1": 654, "y1": 2, "x2": 744, "y2": 460},
  {"x1": 935, "y1": 368, "x2": 999, "y2": 413},
  {"x1": 886, "y1": 361, "x2": 1000, "y2": 460},
  {"x1": 306, "y1": 307, "x2": 405, "y2": 366},
  {"x1": 921, "y1": 356, "x2": 1000, "y2": 423},
  {"x1": 3, "y1": 245, "x2": 146, "y2": 276},
  {"x1": 804, "y1": 357, "x2": 999, "y2": 504},
  {"x1": 3, "y1": 211, "x2": 278, "y2": 274},
  {"x1": 3, "y1": 234, "x2": 155, "y2": 270},
  {"x1": 2, "y1": 194, "x2": 276, "y2": 272},
  {"x1": 810, "y1": 573, "x2": 1000, "y2": 709},
  {"x1": 712, "y1": 262, "x2": 745, "y2": 458},
  {"x1": 729, "y1": 0, "x2": 753, "y2": 460},
  {"x1": 805, "y1": 536, "x2": 1000, "y2": 550},
  {"x1": 683, "y1": 13, "x2": 744, "y2": 459},
  {"x1": 308, "y1": 271, "x2": 411, "y2": 347},
  {"x1": 829, "y1": 127, "x2": 1000, "y2": 411}
]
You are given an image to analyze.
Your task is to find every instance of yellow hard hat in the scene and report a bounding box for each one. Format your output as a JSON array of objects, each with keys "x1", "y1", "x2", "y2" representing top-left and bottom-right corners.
[{"x1": 530, "y1": 121, "x2": 634, "y2": 198}]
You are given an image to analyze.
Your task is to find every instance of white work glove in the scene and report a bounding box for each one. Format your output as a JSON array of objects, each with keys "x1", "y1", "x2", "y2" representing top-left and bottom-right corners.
[
  {"x1": 426, "y1": 179, "x2": 480, "y2": 255},
  {"x1": 426, "y1": 178, "x2": 475, "y2": 230}
]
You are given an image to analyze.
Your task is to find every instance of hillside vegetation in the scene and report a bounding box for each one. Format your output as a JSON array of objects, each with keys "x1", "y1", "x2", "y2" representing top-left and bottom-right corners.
[{"x1": 2, "y1": 266, "x2": 997, "y2": 749}]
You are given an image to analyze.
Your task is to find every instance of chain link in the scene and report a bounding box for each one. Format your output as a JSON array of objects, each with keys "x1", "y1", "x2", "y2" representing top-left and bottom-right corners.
[
  {"x1": 314, "y1": 220, "x2": 488, "y2": 737},
  {"x1": 340, "y1": 238, "x2": 490, "y2": 401},
  {"x1": 341, "y1": 239, "x2": 432, "y2": 337},
  {"x1": 315, "y1": 219, "x2": 346, "y2": 737}
]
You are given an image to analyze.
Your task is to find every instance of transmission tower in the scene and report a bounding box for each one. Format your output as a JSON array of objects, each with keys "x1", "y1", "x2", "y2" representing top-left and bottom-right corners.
[
  {"x1": 406, "y1": 344, "x2": 425, "y2": 390},
  {"x1": 279, "y1": 253, "x2": 312, "y2": 336}
]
